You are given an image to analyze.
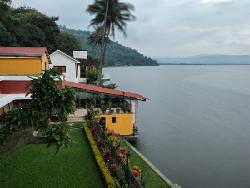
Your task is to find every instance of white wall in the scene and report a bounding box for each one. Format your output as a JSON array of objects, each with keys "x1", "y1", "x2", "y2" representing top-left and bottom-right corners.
[
  {"x1": 131, "y1": 100, "x2": 138, "y2": 125},
  {"x1": 50, "y1": 51, "x2": 78, "y2": 82},
  {"x1": 73, "y1": 51, "x2": 88, "y2": 59}
]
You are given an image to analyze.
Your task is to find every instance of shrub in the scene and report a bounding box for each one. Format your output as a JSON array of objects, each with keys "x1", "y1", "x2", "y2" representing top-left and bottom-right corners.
[
  {"x1": 86, "y1": 67, "x2": 98, "y2": 85},
  {"x1": 39, "y1": 123, "x2": 72, "y2": 153}
]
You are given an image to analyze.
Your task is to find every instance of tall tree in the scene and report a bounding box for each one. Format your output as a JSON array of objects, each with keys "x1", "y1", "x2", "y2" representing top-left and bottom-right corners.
[
  {"x1": 87, "y1": 0, "x2": 135, "y2": 83},
  {"x1": 0, "y1": 0, "x2": 16, "y2": 45},
  {"x1": 88, "y1": 26, "x2": 110, "y2": 48},
  {"x1": 57, "y1": 32, "x2": 81, "y2": 56},
  {"x1": 0, "y1": 4, "x2": 81, "y2": 55}
]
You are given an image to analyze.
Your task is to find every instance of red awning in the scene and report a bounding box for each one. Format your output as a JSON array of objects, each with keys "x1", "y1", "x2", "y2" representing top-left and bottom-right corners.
[{"x1": 60, "y1": 81, "x2": 147, "y2": 101}]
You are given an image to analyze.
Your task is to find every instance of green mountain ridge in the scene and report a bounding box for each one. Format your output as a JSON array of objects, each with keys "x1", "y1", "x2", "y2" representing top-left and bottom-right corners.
[
  {"x1": 60, "y1": 26, "x2": 158, "y2": 67},
  {"x1": 157, "y1": 55, "x2": 250, "y2": 65}
]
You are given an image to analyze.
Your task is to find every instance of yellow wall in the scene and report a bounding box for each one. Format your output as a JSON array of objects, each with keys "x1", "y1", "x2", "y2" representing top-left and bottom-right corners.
[
  {"x1": 97, "y1": 113, "x2": 134, "y2": 136},
  {"x1": 0, "y1": 57, "x2": 42, "y2": 75}
]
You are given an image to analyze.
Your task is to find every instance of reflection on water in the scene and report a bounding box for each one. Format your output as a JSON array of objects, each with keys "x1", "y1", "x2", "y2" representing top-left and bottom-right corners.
[{"x1": 104, "y1": 65, "x2": 250, "y2": 188}]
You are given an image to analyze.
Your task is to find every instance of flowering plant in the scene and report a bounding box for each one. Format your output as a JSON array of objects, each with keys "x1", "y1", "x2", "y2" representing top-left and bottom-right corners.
[
  {"x1": 108, "y1": 136, "x2": 120, "y2": 148},
  {"x1": 119, "y1": 147, "x2": 128, "y2": 164},
  {"x1": 132, "y1": 166, "x2": 141, "y2": 178}
]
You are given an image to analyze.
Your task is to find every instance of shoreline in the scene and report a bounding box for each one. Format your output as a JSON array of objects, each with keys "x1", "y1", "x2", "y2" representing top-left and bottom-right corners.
[{"x1": 124, "y1": 140, "x2": 181, "y2": 188}]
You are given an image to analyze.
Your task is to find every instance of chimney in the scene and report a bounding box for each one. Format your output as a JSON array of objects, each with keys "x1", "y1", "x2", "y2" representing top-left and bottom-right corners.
[{"x1": 73, "y1": 50, "x2": 88, "y2": 60}]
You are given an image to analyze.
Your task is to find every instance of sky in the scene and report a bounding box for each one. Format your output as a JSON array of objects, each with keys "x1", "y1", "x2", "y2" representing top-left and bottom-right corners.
[{"x1": 12, "y1": 0, "x2": 250, "y2": 57}]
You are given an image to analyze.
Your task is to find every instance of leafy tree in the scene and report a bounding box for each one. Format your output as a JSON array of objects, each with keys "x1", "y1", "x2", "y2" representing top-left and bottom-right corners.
[
  {"x1": 12, "y1": 7, "x2": 60, "y2": 52},
  {"x1": 88, "y1": 26, "x2": 110, "y2": 48},
  {"x1": 86, "y1": 67, "x2": 98, "y2": 84},
  {"x1": 29, "y1": 69, "x2": 75, "y2": 122},
  {"x1": 57, "y1": 32, "x2": 81, "y2": 56},
  {"x1": 0, "y1": 0, "x2": 12, "y2": 24},
  {"x1": 87, "y1": 0, "x2": 135, "y2": 83},
  {"x1": 31, "y1": 69, "x2": 76, "y2": 152},
  {"x1": 0, "y1": 0, "x2": 17, "y2": 45},
  {"x1": 0, "y1": 4, "x2": 81, "y2": 55},
  {"x1": 0, "y1": 23, "x2": 12, "y2": 45},
  {"x1": 30, "y1": 69, "x2": 75, "y2": 152},
  {"x1": 15, "y1": 23, "x2": 46, "y2": 47},
  {"x1": 0, "y1": 69, "x2": 76, "y2": 152}
]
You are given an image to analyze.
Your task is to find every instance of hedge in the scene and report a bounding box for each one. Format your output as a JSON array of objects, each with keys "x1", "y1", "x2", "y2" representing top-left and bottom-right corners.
[{"x1": 83, "y1": 125, "x2": 116, "y2": 188}]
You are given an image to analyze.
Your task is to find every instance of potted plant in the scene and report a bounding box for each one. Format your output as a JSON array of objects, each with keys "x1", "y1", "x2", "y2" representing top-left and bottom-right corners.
[
  {"x1": 101, "y1": 105, "x2": 107, "y2": 114},
  {"x1": 108, "y1": 107, "x2": 114, "y2": 114}
]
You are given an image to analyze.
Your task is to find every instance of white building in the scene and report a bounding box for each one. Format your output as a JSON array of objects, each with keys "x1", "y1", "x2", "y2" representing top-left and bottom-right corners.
[
  {"x1": 50, "y1": 50, "x2": 88, "y2": 83},
  {"x1": 50, "y1": 50, "x2": 111, "y2": 83}
]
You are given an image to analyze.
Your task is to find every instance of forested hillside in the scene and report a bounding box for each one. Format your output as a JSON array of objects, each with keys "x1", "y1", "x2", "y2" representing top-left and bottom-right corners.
[
  {"x1": 0, "y1": 0, "x2": 158, "y2": 67},
  {"x1": 61, "y1": 26, "x2": 158, "y2": 67},
  {"x1": 0, "y1": 0, "x2": 80, "y2": 55}
]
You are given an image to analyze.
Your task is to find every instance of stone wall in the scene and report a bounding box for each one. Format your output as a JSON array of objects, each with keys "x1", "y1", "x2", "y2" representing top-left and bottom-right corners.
[{"x1": 0, "y1": 127, "x2": 45, "y2": 160}]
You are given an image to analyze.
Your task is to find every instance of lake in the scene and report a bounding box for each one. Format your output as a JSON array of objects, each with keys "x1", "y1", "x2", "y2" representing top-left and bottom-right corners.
[{"x1": 104, "y1": 65, "x2": 250, "y2": 188}]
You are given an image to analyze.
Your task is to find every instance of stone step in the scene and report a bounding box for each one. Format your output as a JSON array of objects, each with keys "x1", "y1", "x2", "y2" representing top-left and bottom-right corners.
[{"x1": 67, "y1": 116, "x2": 85, "y2": 123}]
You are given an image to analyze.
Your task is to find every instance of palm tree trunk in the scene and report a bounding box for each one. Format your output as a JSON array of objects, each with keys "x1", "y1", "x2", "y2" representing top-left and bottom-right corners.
[{"x1": 97, "y1": 0, "x2": 109, "y2": 84}]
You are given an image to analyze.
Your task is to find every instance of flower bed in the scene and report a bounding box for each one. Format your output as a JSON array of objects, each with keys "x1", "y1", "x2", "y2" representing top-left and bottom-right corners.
[
  {"x1": 83, "y1": 125, "x2": 116, "y2": 188},
  {"x1": 85, "y1": 122, "x2": 143, "y2": 188}
]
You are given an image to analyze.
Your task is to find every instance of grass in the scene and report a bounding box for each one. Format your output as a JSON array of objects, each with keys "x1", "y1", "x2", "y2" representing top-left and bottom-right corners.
[
  {"x1": 0, "y1": 123, "x2": 105, "y2": 188},
  {"x1": 124, "y1": 142, "x2": 171, "y2": 188}
]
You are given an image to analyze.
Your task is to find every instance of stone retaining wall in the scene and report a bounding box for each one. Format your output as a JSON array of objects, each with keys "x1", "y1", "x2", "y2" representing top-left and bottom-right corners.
[{"x1": 0, "y1": 128, "x2": 45, "y2": 160}]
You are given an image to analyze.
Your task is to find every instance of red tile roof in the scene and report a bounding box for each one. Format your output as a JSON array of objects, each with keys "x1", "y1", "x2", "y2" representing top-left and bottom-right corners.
[
  {"x1": 60, "y1": 81, "x2": 147, "y2": 101},
  {"x1": 0, "y1": 47, "x2": 48, "y2": 56}
]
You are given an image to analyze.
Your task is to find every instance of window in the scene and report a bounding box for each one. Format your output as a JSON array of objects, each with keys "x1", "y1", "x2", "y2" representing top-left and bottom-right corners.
[
  {"x1": 54, "y1": 66, "x2": 66, "y2": 74},
  {"x1": 80, "y1": 65, "x2": 86, "y2": 78},
  {"x1": 112, "y1": 117, "x2": 116, "y2": 123}
]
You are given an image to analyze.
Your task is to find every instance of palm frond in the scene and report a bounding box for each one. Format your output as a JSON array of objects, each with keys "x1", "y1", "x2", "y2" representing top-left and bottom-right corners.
[
  {"x1": 86, "y1": 0, "x2": 135, "y2": 39},
  {"x1": 88, "y1": 26, "x2": 110, "y2": 47}
]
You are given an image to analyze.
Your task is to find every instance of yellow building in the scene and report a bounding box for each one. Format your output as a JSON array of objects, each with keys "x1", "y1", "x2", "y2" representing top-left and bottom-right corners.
[
  {"x1": 0, "y1": 47, "x2": 51, "y2": 117},
  {"x1": 0, "y1": 47, "x2": 50, "y2": 75},
  {"x1": 57, "y1": 81, "x2": 147, "y2": 138},
  {"x1": 97, "y1": 113, "x2": 135, "y2": 136}
]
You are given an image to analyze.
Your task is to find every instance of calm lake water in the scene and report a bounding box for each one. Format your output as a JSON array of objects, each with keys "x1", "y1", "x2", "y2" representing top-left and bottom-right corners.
[{"x1": 104, "y1": 65, "x2": 250, "y2": 188}]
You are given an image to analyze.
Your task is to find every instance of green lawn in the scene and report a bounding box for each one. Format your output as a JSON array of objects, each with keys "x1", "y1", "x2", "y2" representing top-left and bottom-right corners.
[
  {"x1": 0, "y1": 123, "x2": 104, "y2": 188},
  {"x1": 126, "y1": 142, "x2": 171, "y2": 188}
]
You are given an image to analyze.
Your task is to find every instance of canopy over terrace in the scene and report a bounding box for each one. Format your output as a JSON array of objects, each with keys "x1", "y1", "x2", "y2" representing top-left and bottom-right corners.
[{"x1": 59, "y1": 81, "x2": 147, "y2": 101}]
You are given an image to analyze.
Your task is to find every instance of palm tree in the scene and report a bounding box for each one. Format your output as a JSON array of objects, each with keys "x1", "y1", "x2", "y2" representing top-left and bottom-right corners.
[
  {"x1": 88, "y1": 26, "x2": 110, "y2": 48},
  {"x1": 87, "y1": 0, "x2": 135, "y2": 83}
]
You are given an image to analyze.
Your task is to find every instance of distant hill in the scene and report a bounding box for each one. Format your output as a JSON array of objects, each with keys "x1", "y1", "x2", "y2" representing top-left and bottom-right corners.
[
  {"x1": 60, "y1": 26, "x2": 158, "y2": 67},
  {"x1": 157, "y1": 55, "x2": 250, "y2": 65}
]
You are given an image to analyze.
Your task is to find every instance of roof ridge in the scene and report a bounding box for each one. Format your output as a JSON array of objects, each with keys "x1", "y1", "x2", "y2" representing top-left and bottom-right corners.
[
  {"x1": 0, "y1": 47, "x2": 48, "y2": 55},
  {"x1": 50, "y1": 50, "x2": 80, "y2": 63}
]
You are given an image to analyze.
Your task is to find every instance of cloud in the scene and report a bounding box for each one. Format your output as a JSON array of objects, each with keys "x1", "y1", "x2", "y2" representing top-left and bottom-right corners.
[
  {"x1": 200, "y1": 0, "x2": 232, "y2": 4},
  {"x1": 11, "y1": 0, "x2": 250, "y2": 57}
]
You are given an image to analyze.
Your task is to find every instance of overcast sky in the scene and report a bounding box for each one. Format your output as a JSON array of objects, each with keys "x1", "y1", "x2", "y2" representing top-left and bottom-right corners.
[{"x1": 12, "y1": 0, "x2": 250, "y2": 57}]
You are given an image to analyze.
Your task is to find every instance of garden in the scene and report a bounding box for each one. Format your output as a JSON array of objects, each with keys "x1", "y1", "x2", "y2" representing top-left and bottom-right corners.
[
  {"x1": 0, "y1": 69, "x2": 170, "y2": 188},
  {"x1": 0, "y1": 123, "x2": 104, "y2": 188},
  {"x1": 84, "y1": 105, "x2": 171, "y2": 188},
  {"x1": 84, "y1": 120, "x2": 144, "y2": 188}
]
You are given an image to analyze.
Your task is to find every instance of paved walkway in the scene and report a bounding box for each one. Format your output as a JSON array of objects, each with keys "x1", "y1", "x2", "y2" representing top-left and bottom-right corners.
[{"x1": 67, "y1": 108, "x2": 87, "y2": 122}]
